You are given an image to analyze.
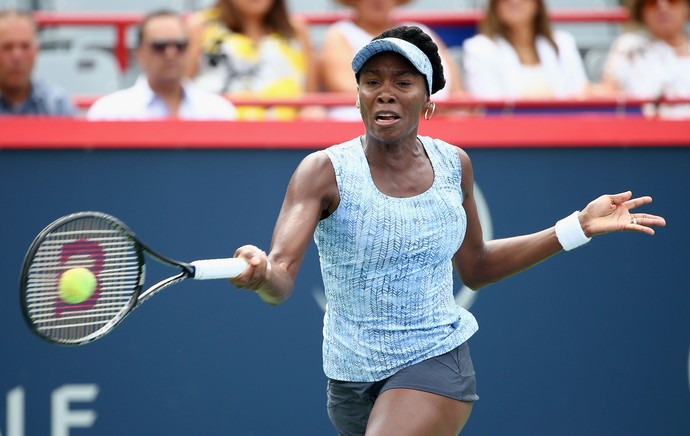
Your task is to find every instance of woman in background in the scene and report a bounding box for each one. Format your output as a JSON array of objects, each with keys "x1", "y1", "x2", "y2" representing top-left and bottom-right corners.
[
  {"x1": 186, "y1": 0, "x2": 323, "y2": 120},
  {"x1": 601, "y1": 0, "x2": 690, "y2": 118},
  {"x1": 462, "y1": 0, "x2": 591, "y2": 100}
]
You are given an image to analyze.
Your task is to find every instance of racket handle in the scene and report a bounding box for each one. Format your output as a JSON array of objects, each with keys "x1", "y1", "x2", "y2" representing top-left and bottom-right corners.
[{"x1": 190, "y1": 258, "x2": 248, "y2": 280}]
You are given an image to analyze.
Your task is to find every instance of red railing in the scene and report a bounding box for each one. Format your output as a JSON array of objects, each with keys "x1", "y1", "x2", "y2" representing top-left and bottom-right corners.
[
  {"x1": 34, "y1": 8, "x2": 630, "y2": 72},
  {"x1": 2, "y1": 116, "x2": 688, "y2": 149},
  {"x1": 71, "y1": 93, "x2": 690, "y2": 114}
]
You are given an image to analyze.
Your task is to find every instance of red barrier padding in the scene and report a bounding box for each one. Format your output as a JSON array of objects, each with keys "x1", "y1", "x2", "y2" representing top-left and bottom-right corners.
[{"x1": 1, "y1": 116, "x2": 688, "y2": 149}]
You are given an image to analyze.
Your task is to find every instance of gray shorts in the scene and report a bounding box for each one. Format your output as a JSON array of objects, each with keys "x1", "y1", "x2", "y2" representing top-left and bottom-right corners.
[{"x1": 326, "y1": 341, "x2": 478, "y2": 436}]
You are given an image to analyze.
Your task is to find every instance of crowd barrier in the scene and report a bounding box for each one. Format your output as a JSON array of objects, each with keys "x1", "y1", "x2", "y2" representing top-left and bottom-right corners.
[
  {"x1": 34, "y1": 8, "x2": 629, "y2": 72},
  {"x1": 69, "y1": 93, "x2": 689, "y2": 108},
  {"x1": 65, "y1": 94, "x2": 690, "y2": 117},
  {"x1": 2, "y1": 115, "x2": 690, "y2": 149}
]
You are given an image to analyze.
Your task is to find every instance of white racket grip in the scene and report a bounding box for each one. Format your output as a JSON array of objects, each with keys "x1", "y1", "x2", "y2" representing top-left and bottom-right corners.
[{"x1": 190, "y1": 258, "x2": 249, "y2": 280}]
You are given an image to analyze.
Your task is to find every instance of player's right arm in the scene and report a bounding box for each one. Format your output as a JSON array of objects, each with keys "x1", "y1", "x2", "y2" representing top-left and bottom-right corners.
[{"x1": 230, "y1": 151, "x2": 338, "y2": 305}]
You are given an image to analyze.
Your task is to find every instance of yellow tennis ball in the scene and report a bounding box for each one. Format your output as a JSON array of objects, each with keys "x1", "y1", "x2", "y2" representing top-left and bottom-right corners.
[{"x1": 58, "y1": 267, "x2": 97, "y2": 304}]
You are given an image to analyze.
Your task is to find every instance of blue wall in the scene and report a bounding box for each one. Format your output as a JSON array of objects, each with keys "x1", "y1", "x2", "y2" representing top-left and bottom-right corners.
[{"x1": 1, "y1": 146, "x2": 689, "y2": 435}]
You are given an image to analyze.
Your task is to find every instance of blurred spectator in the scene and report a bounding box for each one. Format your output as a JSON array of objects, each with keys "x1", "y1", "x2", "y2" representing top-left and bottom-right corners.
[
  {"x1": 601, "y1": 0, "x2": 690, "y2": 118},
  {"x1": 318, "y1": 0, "x2": 466, "y2": 120},
  {"x1": 88, "y1": 10, "x2": 236, "y2": 120},
  {"x1": 0, "y1": 9, "x2": 74, "y2": 116},
  {"x1": 186, "y1": 0, "x2": 322, "y2": 120},
  {"x1": 462, "y1": 0, "x2": 591, "y2": 100}
]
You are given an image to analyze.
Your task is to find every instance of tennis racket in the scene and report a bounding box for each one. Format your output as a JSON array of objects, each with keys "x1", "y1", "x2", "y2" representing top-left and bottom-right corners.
[{"x1": 20, "y1": 211, "x2": 248, "y2": 346}]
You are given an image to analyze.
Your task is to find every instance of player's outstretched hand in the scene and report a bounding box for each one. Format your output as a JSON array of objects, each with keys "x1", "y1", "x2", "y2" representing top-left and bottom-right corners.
[{"x1": 580, "y1": 191, "x2": 666, "y2": 237}]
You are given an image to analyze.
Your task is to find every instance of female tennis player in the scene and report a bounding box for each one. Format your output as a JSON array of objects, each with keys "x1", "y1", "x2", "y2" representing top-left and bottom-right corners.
[{"x1": 229, "y1": 25, "x2": 666, "y2": 436}]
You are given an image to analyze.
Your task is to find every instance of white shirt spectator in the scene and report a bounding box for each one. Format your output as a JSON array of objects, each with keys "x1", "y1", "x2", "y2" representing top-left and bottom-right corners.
[
  {"x1": 87, "y1": 75, "x2": 237, "y2": 120},
  {"x1": 602, "y1": 31, "x2": 690, "y2": 119},
  {"x1": 462, "y1": 30, "x2": 588, "y2": 99}
]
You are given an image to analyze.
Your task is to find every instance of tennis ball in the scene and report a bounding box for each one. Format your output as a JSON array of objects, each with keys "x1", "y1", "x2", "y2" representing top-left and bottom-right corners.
[{"x1": 58, "y1": 267, "x2": 97, "y2": 304}]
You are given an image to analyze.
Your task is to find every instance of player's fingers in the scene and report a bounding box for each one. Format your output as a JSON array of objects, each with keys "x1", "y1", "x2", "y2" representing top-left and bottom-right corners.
[
  {"x1": 623, "y1": 195, "x2": 653, "y2": 210},
  {"x1": 630, "y1": 213, "x2": 666, "y2": 227},
  {"x1": 607, "y1": 191, "x2": 633, "y2": 205},
  {"x1": 229, "y1": 247, "x2": 268, "y2": 290}
]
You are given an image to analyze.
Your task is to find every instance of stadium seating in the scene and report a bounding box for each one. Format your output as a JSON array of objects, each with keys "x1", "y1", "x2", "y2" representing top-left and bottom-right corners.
[{"x1": 34, "y1": 39, "x2": 123, "y2": 97}]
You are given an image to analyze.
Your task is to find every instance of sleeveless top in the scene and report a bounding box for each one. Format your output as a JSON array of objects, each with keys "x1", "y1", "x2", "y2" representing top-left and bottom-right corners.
[
  {"x1": 314, "y1": 136, "x2": 478, "y2": 382},
  {"x1": 193, "y1": 7, "x2": 308, "y2": 120}
]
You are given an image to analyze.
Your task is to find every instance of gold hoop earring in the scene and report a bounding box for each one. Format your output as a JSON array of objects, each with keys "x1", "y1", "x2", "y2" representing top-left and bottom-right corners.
[{"x1": 424, "y1": 102, "x2": 436, "y2": 121}]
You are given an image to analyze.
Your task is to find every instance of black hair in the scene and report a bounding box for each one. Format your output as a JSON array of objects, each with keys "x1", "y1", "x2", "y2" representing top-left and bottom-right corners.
[{"x1": 360, "y1": 25, "x2": 446, "y2": 95}]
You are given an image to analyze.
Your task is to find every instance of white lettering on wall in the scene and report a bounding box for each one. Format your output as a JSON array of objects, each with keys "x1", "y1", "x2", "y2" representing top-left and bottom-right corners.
[
  {"x1": 2, "y1": 384, "x2": 99, "y2": 436},
  {"x1": 51, "y1": 385, "x2": 99, "y2": 436},
  {"x1": 2, "y1": 386, "x2": 24, "y2": 436}
]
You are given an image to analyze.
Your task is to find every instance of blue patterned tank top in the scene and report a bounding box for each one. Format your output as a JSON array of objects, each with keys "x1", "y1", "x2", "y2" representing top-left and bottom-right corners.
[{"x1": 315, "y1": 136, "x2": 478, "y2": 382}]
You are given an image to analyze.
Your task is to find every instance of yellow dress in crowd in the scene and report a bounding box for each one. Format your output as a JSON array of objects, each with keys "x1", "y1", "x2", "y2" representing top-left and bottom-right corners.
[{"x1": 193, "y1": 7, "x2": 308, "y2": 121}]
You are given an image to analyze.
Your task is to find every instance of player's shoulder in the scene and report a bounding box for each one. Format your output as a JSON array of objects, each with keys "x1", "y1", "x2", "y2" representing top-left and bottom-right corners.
[
  {"x1": 299, "y1": 149, "x2": 336, "y2": 172},
  {"x1": 321, "y1": 138, "x2": 361, "y2": 159},
  {"x1": 303, "y1": 138, "x2": 360, "y2": 171},
  {"x1": 289, "y1": 150, "x2": 338, "y2": 197}
]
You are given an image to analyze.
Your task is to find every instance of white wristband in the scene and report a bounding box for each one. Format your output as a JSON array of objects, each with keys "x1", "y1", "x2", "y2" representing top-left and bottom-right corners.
[{"x1": 555, "y1": 211, "x2": 591, "y2": 251}]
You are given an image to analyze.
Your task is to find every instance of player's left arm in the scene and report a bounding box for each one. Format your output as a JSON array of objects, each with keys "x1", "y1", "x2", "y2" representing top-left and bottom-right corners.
[
  {"x1": 452, "y1": 150, "x2": 666, "y2": 291},
  {"x1": 452, "y1": 148, "x2": 561, "y2": 290}
]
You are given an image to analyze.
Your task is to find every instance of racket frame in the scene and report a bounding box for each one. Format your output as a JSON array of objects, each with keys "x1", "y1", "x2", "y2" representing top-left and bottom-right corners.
[{"x1": 19, "y1": 211, "x2": 196, "y2": 346}]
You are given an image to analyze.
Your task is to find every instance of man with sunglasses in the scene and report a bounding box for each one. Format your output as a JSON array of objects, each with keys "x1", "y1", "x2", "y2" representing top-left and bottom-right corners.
[
  {"x1": 0, "y1": 9, "x2": 75, "y2": 116},
  {"x1": 88, "y1": 9, "x2": 236, "y2": 120}
]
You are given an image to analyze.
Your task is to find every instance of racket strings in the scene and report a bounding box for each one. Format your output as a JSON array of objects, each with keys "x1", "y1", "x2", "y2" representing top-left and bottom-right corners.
[{"x1": 24, "y1": 215, "x2": 142, "y2": 344}]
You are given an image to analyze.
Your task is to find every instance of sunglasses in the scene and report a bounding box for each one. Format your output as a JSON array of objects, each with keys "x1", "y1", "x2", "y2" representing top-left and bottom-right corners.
[
  {"x1": 148, "y1": 40, "x2": 188, "y2": 53},
  {"x1": 643, "y1": 0, "x2": 683, "y2": 7}
]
